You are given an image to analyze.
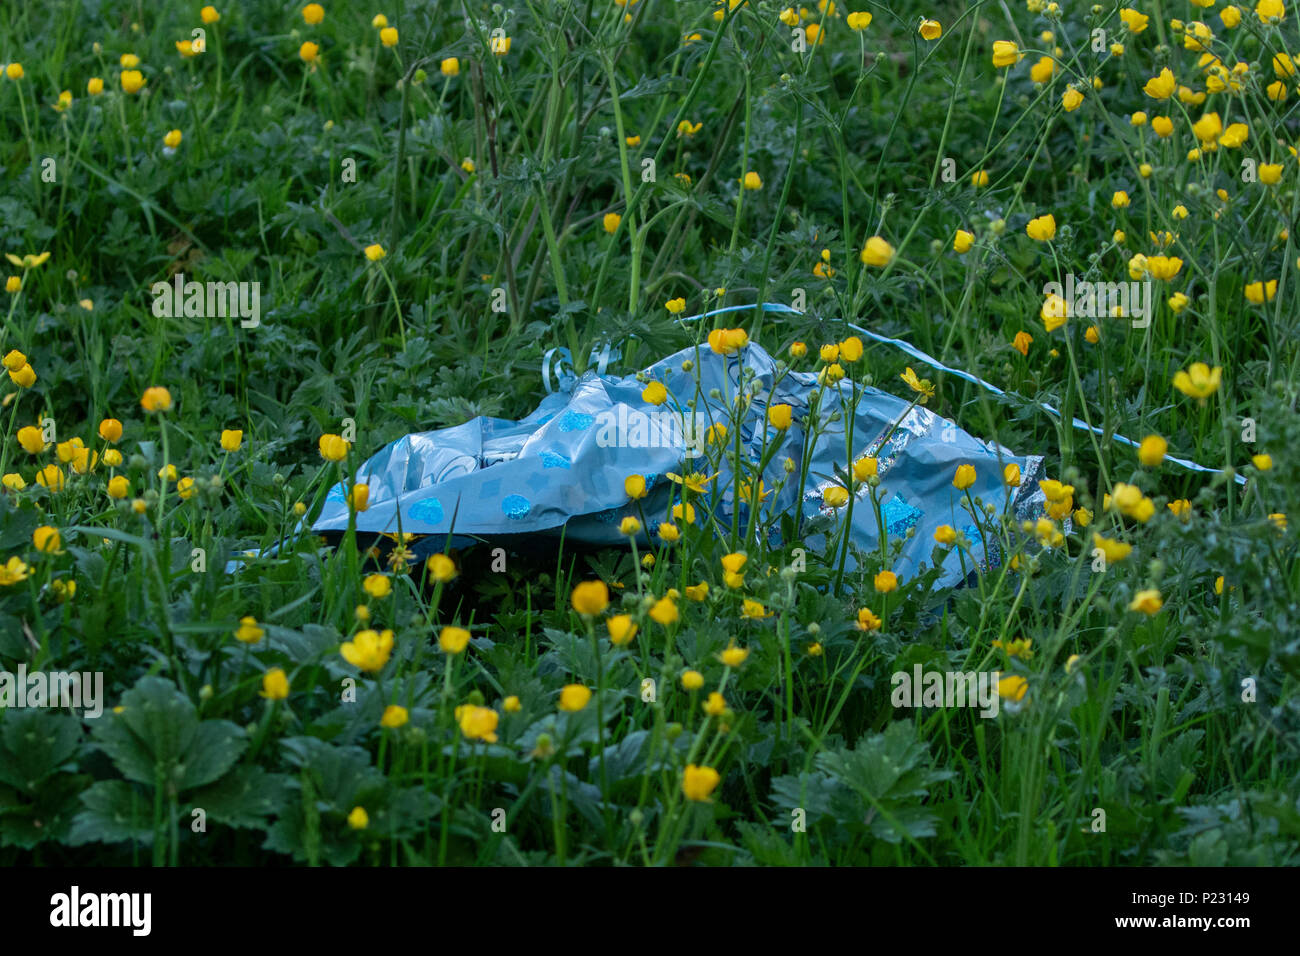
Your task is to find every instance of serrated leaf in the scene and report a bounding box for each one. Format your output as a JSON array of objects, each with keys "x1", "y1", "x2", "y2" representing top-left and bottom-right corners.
[
  {"x1": 0, "y1": 711, "x2": 82, "y2": 792},
  {"x1": 67, "y1": 781, "x2": 154, "y2": 846}
]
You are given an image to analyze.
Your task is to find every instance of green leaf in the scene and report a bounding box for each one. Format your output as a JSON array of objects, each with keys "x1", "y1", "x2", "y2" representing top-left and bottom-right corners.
[
  {"x1": 91, "y1": 676, "x2": 246, "y2": 793},
  {"x1": 68, "y1": 781, "x2": 155, "y2": 846},
  {"x1": 179, "y1": 721, "x2": 247, "y2": 790},
  {"x1": 0, "y1": 711, "x2": 82, "y2": 792},
  {"x1": 189, "y1": 767, "x2": 291, "y2": 829}
]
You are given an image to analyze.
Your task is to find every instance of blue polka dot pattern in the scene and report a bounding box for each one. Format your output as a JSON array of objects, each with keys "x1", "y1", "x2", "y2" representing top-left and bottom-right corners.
[
  {"x1": 410, "y1": 497, "x2": 444, "y2": 524},
  {"x1": 557, "y1": 411, "x2": 594, "y2": 432},
  {"x1": 502, "y1": 494, "x2": 531, "y2": 519}
]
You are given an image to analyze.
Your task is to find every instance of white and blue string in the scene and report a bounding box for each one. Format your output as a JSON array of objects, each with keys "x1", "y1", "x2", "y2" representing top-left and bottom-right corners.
[{"x1": 654, "y1": 301, "x2": 1246, "y2": 486}]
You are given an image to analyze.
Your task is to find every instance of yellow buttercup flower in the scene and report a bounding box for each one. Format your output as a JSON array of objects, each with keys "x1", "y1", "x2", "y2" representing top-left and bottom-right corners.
[
  {"x1": 9, "y1": 364, "x2": 35, "y2": 388},
  {"x1": 427, "y1": 553, "x2": 457, "y2": 581},
  {"x1": 1041, "y1": 293, "x2": 1069, "y2": 331},
  {"x1": 1172, "y1": 362, "x2": 1222, "y2": 398},
  {"x1": 874, "y1": 570, "x2": 897, "y2": 593},
  {"x1": 607, "y1": 615, "x2": 638, "y2": 645},
  {"x1": 261, "y1": 668, "x2": 290, "y2": 700},
  {"x1": 455, "y1": 704, "x2": 499, "y2": 742},
  {"x1": 140, "y1": 387, "x2": 173, "y2": 413},
  {"x1": 998, "y1": 675, "x2": 1028, "y2": 702},
  {"x1": 121, "y1": 70, "x2": 146, "y2": 93},
  {"x1": 682, "y1": 764, "x2": 721, "y2": 801},
  {"x1": 439, "y1": 625, "x2": 471, "y2": 654},
  {"x1": 1026, "y1": 213, "x2": 1057, "y2": 241},
  {"x1": 1120, "y1": 8, "x2": 1149, "y2": 31},
  {"x1": 341, "y1": 628, "x2": 395, "y2": 671},
  {"x1": 860, "y1": 236, "x2": 894, "y2": 267},
  {"x1": 992, "y1": 637, "x2": 1034, "y2": 660},
  {"x1": 1137, "y1": 435, "x2": 1167, "y2": 466},
  {"x1": 1092, "y1": 534, "x2": 1132, "y2": 564},
  {"x1": 220, "y1": 429, "x2": 243, "y2": 451},
  {"x1": 649, "y1": 596, "x2": 679, "y2": 625},
  {"x1": 571, "y1": 579, "x2": 610, "y2": 616},
  {"x1": 362, "y1": 574, "x2": 391, "y2": 599},
  {"x1": 899, "y1": 366, "x2": 935, "y2": 399},
  {"x1": 234, "y1": 616, "x2": 264, "y2": 644},
  {"x1": 684, "y1": 581, "x2": 709, "y2": 601},
  {"x1": 0, "y1": 556, "x2": 31, "y2": 586},
  {"x1": 720, "y1": 642, "x2": 750, "y2": 666},
  {"x1": 855, "y1": 607, "x2": 881, "y2": 631},
  {"x1": 707, "y1": 327, "x2": 749, "y2": 354},
  {"x1": 381, "y1": 705, "x2": 409, "y2": 728},
  {"x1": 558, "y1": 683, "x2": 592, "y2": 712},
  {"x1": 1144, "y1": 67, "x2": 1176, "y2": 99},
  {"x1": 918, "y1": 18, "x2": 942, "y2": 40},
  {"x1": 318, "y1": 433, "x2": 349, "y2": 461},
  {"x1": 302, "y1": 3, "x2": 324, "y2": 24},
  {"x1": 952, "y1": 463, "x2": 976, "y2": 490},
  {"x1": 33, "y1": 526, "x2": 62, "y2": 554},
  {"x1": 36, "y1": 465, "x2": 65, "y2": 491},
  {"x1": 991, "y1": 41, "x2": 1021, "y2": 67},
  {"x1": 1129, "y1": 589, "x2": 1163, "y2": 615},
  {"x1": 347, "y1": 807, "x2": 369, "y2": 830},
  {"x1": 1245, "y1": 279, "x2": 1278, "y2": 303}
]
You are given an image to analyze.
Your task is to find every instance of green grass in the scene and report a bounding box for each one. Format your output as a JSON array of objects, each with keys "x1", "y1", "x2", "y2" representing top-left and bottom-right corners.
[{"x1": 0, "y1": 0, "x2": 1298, "y2": 866}]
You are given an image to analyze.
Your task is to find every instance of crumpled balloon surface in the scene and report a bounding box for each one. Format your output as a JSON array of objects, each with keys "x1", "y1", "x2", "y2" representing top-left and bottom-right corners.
[{"x1": 314, "y1": 341, "x2": 1048, "y2": 587}]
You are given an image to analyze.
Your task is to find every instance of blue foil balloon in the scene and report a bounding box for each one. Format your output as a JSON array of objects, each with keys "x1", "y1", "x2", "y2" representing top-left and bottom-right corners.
[{"x1": 312, "y1": 339, "x2": 1049, "y2": 588}]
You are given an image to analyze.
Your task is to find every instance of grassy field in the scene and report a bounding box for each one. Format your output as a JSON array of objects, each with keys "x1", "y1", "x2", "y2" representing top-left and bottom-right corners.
[{"x1": 1, "y1": 0, "x2": 1298, "y2": 866}]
